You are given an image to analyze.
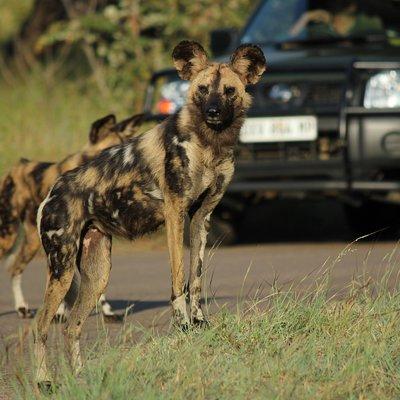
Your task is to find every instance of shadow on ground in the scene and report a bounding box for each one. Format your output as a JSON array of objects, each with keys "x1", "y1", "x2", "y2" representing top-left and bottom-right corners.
[
  {"x1": 0, "y1": 301, "x2": 168, "y2": 320},
  {"x1": 108, "y1": 299, "x2": 168, "y2": 314},
  {"x1": 235, "y1": 199, "x2": 400, "y2": 244},
  {"x1": 108, "y1": 296, "x2": 232, "y2": 315},
  {"x1": 0, "y1": 297, "x2": 233, "y2": 320}
]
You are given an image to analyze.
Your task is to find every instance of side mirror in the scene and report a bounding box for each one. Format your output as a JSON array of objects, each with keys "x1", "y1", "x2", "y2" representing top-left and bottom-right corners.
[{"x1": 210, "y1": 28, "x2": 238, "y2": 57}]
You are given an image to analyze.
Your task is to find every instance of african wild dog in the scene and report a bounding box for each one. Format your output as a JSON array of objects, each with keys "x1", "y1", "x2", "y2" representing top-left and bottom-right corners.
[
  {"x1": 0, "y1": 113, "x2": 144, "y2": 320},
  {"x1": 34, "y1": 40, "x2": 266, "y2": 388}
]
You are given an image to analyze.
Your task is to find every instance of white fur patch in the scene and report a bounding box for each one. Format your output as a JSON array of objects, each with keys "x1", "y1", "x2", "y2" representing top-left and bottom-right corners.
[
  {"x1": 99, "y1": 294, "x2": 115, "y2": 316},
  {"x1": 36, "y1": 194, "x2": 54, "y2": 239},
  {"x1": 46, "y1": 228, "x2": 64, "y2": 239},
  {"x1": 83, "y1": 236, "x2": 92, "y2": 250},
  {"x1": 12, "y1": 275, "x2": 27, "y2": 310},
  {"x1": 112, "y1": 210, "x2": 119, "y2": 219},
  {"x1": 108, "y1": 147, "x2": 120, "y2": 157},
  {"x1": 145, "y1": 187, "x2": 164, "y2": 200},
  {"x1": 88, "y1": 193, "x2": 94, "y2": 214},
  {"x1": 123, "y1": 145, "x2": 135, "y2": 166},
  {"x1": 171, "y1": 293, "x2": 189, "y2": 324},
  {"x1": 56, "y1": 301, "x2": 66, "y2": 316}
]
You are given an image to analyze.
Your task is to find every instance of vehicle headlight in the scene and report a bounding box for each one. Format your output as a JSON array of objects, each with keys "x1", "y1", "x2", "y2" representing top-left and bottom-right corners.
[
  {"x1": 364, "y1": 70, "x2": 400, "y2": 108},
  {"x1": 155, "y1": 80, "x2": 189, "y2": 115}
]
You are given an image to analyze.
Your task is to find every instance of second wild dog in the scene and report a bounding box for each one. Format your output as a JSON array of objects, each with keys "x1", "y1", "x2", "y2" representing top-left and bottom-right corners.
[{"x1": 0, "y1": 113, "x2": 144, "y2": 319}]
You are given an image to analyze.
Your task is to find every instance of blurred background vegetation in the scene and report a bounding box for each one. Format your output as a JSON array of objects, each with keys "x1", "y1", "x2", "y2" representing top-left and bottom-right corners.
[{"x1": 0, "y1": 0, "x2": 254, "y2": 175}]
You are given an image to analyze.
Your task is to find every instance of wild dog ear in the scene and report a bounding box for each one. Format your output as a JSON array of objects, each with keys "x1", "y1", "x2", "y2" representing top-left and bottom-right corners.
[
  {"x1": 89, "y1": 114, "x2": 117, "y2": 144},
  {"x1": 230, "y1": 44, "x2": 266, "y2": 85},
  {"x1": 114, "y1": 113, "x2": 146, "y2": 139},
  {"x1": 172, "y1": 40, "x2": 209, "y2": 80}
]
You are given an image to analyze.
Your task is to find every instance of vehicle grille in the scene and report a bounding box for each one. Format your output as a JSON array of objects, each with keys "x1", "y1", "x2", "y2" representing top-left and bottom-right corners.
[
  {"x1": 249, "y1": 80, "x2": 344, "y2": 113},
  {"x1": 303, "y1": 83, "x2": 343, "y2": 107},
  {"x1": 242, "y1": 74, "x2": 345, "y2": 162}
]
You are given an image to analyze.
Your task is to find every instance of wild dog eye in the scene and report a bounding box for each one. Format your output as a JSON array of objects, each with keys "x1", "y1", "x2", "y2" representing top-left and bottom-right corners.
[
  {"x1": 198, "y1": 85, "x2": 209, "y2": 95},
  {"x1": 225, "y1": 86, "x2": 236, "y2": 96}
]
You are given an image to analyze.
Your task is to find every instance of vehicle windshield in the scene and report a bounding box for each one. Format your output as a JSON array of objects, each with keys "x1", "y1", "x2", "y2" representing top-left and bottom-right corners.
[{"x1": 241, "y1": 0, "x2": 400, "y2": 45}]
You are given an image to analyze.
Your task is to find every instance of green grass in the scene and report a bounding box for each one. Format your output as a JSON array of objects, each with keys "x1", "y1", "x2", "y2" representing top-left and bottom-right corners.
[
  {"x1": 0, "y1": 73, "x2": 134, "y2": 177},
  {"x1": 7, "y1": 272, "x2": 400, "y2": 399}
]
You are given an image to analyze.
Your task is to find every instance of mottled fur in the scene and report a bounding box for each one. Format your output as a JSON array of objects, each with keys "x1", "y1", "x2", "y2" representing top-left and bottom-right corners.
[
  {"x1": 34, "y1": 40, "x2": 266, "y2": 388},
  {"x1": 0, "y1": 114, "x2": 144, "y2": 318}
]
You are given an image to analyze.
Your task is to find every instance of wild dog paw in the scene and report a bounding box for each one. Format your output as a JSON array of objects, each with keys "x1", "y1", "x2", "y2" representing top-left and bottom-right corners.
[
  {"x1": 17, "y1": 307, "x2": 35, "y2": 319},
  {"x1": 192, "y1": 317, "x2": 210, "y2": 328},
  {"x1": 179, "y1": 323, "x2": 190, "y2": 333},
  {"x1": 190, "y1": 303, "x2": 207, "y2": 325},
  {"x1": 172, "y1": 294, "x2": 190, "y2": 328},
  {"x1": 102, "y1": 314, "x2": 125, "y2": 323}
]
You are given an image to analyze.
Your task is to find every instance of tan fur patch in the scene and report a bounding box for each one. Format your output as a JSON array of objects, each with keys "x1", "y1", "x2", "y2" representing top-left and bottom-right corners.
[
  {"x1": 79, "y1": 167, "x2": 100, "y2": 188},
  {"x1": 137, "y1": 125, "x2": 166, "y2": 188}
]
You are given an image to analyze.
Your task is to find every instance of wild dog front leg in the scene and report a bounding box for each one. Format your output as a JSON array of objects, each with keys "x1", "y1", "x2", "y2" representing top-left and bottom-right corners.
[
  {"x1": 189, "y1": 212, "x2": 210, "y2": 325},
  {"x1": 164, "y1": 197, "x2": 189, "y2": 329},
  {"x1": 189, "y1": 190, "x2": 225, "y2": 326}
]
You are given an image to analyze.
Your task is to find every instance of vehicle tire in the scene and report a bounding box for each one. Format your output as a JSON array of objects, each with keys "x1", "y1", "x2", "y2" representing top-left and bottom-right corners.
[
  {"x1": 184, "y1": 215, "x2": 237, "y2": 248},
  {"x1": 344, "y1": 201, "x2": 400, "y2": 237}
]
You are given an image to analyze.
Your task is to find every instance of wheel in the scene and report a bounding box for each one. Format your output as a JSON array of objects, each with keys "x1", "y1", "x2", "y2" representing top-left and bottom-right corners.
[
  {"x1": 344, "y1": 201, "x2": 400, "y2": 237},
  {"x1": 184, "y1": 215, "x2": 237, "y2": 248}
]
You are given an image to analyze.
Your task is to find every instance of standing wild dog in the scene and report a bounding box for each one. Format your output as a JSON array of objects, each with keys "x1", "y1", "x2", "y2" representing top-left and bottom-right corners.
[
  {"x1": 34, "y1": 40, "x2": 266, "y2": 388},
  {"x1": 0, "y1": 113, "x2": 144, "y2": 320}
]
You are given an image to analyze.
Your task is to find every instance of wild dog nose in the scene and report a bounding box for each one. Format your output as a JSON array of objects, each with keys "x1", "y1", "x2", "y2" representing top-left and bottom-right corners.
[{"x1": 206, "y1": 107, "x2": 221, "y2": 118}]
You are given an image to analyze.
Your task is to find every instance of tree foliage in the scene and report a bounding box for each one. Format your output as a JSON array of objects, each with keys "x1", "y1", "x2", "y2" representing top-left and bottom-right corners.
[{"x1": 33, "y1": 0, "x2": 254, "y2": 108}]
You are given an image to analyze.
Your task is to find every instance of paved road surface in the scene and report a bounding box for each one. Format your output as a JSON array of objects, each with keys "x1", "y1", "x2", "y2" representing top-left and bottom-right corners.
[{"x1": 1, "y1": 240, "x2": 400, "y2": 342}]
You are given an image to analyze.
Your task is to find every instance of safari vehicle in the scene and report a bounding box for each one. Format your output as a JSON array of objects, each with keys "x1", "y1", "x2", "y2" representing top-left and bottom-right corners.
[{"x1": 143, "y1": 0, "x2": 400, "y2": 244}]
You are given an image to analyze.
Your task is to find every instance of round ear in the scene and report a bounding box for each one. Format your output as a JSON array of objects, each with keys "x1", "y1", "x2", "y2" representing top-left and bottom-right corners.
[
  {"x1": 114, "y1": 113, "x2": 146, "y2": 138},
  {"x1": 89, "y1": 114, "x2": 117, "y2": 144},
  {"x1": 172, "y1": 40, "x2": 209, "y2": 80},
  {"x1": 230, "y1": 44, "x2": 266, "y2": 85}
]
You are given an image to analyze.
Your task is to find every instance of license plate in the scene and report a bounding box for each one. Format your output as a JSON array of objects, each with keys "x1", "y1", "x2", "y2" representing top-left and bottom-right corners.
[{"x1": 240, "y1": 116, "x2": 318, "y2": 143}]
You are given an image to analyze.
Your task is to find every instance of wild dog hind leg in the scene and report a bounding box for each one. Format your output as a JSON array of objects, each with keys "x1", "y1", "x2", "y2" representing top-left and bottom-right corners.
[
  {"x1": 64, "y1": 270, "x2": 120, "y2": 322},
  {"x1": 64, "y1": 228, "x2": 112, "y2": 373},
  {"x1": 34, "y1": 191, "x2": 83, "y2": 389},
  {"x1": 34, "y1": 267, "x2": 75, "y2": 389}
]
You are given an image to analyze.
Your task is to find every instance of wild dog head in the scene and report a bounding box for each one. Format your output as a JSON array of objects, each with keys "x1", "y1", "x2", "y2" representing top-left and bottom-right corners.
[
  {"x1": 86, "y1": 113, "x2": 145, "y2": 151},
  {"x1": 173, "y1": 40, "x2": 266, "y2": 138}
]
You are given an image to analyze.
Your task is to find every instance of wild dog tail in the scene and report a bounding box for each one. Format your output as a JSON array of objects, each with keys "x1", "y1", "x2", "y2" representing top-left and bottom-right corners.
[{"x1": 0, "y1": 172, "x2": 20, "y2": 258}]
